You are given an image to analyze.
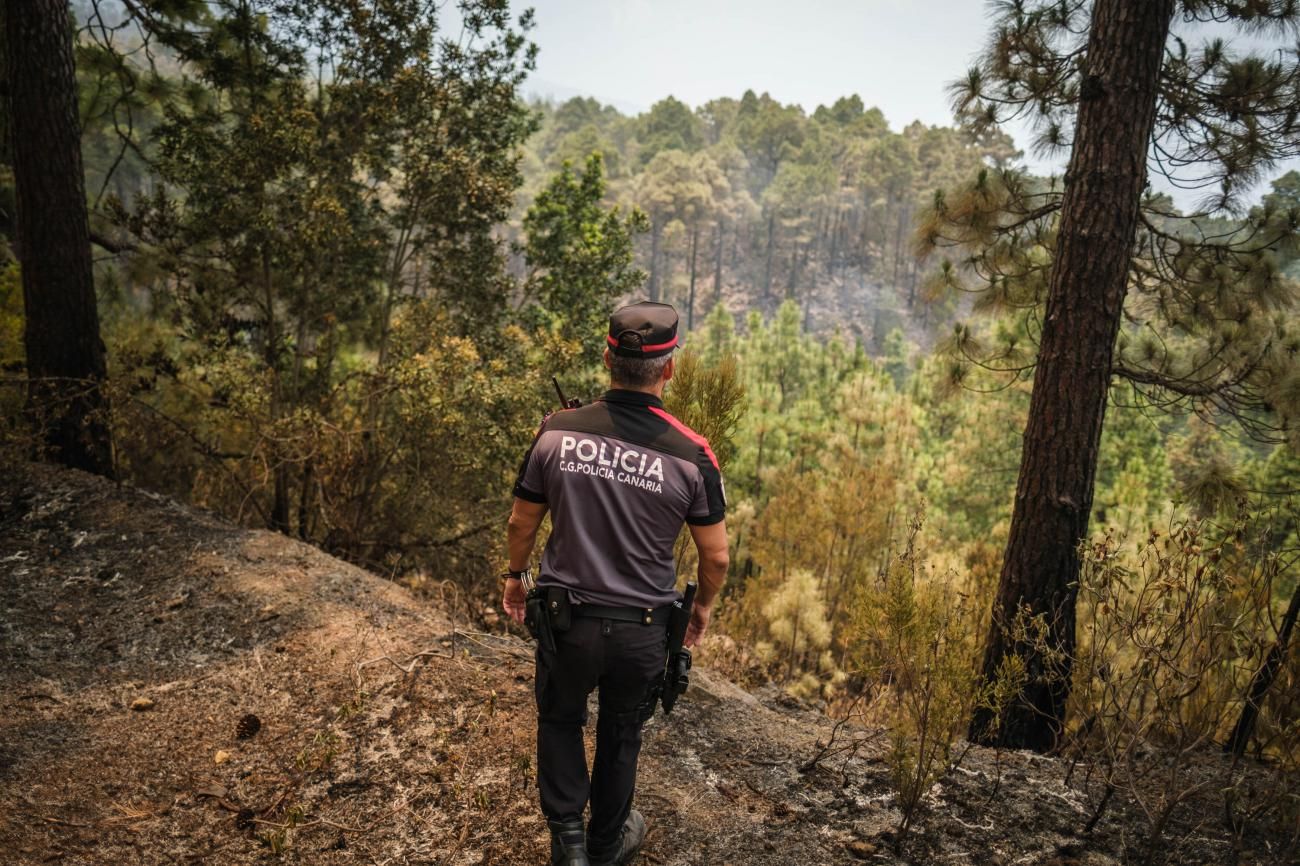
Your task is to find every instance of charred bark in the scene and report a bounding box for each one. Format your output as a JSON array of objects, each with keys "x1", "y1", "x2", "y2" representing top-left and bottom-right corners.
[
  {"x1": 1225, "y1": 580, "x2": 1300, "y2": 757},
  {"x1": 712, "y1": 219, "x2": 724, "y2": 305},
  {"x1": 648, "y1": 216, "x2": 662, "y2": 303},
  {"x1": 763, "y1": 210, "x2": 776, "y2": 300},
  {"x1": 687, "y1": 218, "x2": 700, "y2": 329}
]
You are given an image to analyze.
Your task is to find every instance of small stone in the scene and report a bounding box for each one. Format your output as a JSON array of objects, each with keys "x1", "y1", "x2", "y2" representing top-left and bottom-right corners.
[
  {"x1": 130, "y1": 697, "x2": 154, "y2": 711},
  {"x1": 214, "y1": 750, "x2": 231, "y2": 765}
]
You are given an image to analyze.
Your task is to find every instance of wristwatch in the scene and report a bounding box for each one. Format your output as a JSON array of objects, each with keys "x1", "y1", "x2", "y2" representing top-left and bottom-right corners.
[{"x1": 502, "y1": 566, "x2": 534, "y2": 590}]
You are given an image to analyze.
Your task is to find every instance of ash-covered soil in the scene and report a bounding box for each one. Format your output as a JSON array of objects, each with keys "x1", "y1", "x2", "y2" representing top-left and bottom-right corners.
[{"x1": 0, "y1": 464, "x2": 1294, "y2": 865}]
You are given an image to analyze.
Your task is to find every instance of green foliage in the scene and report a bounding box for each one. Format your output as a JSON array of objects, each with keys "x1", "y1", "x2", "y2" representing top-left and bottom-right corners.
[
  {"x1": 662, "y1": 349, "x2": 745, "y2": 472},
  {"x1": 663, "y1": 347, "x2": 746, "y2": 588},
  {"x1": 521, "y1": 153, "x2": 647, "y2": 348},
  {"x1": 1168, "y1": 419, "x2": 1248, "y2": 518},
  {"x1": 0, "y1": 261, "x2": 21, "y2": 367},
  {"x1": 0, "y1": 261, "x2": 26, "y2": 470},
  {"x1": 519, "y1": 86, "x2": 1015, "y2": 333},
  {"x1": 926, "y1": 3, "x2": 1300, "y2": 446},
  {"x1": 636, "y1": 96, "x2": 703, "y2": 166},
  {"x1": 57, "y1": 0, "x2": 641, "y2": 592}
]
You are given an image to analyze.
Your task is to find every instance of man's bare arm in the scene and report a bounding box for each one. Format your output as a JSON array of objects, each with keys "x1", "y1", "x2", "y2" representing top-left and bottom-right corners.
[
  {"x1": 503, "y1": 498, "x2": 548, "y2": 623},
  {"x1": 685, "y1": 520, "x2": 729, "y2": 647},
  {"x1": 508, "y1": 497, "x2": 548, "y2": 569}
]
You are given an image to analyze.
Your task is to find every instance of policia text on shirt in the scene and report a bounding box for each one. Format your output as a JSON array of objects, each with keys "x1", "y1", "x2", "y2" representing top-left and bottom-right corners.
[{"x1": 502, "y1": 302, "x2": 729, "y2": 866}]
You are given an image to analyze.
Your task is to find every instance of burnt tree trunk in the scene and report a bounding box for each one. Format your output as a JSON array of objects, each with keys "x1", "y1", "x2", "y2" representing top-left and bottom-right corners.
[
  {"x1": 686, "y1": 217, "x2": 700, "y2": 330},
  {"x1": 1225, "y1": 579, "x2": 1300, "y2": 757},
  {"x1": 968, "y1": 0, "x2": 1175, "y2": 752},
  {"x1": 892, "y1": 201, "x2": 911, "y2": 291},
  {"x1": 763, "y1": 210, "x2": 776, "y2": 301},
  {"x1": 713, "y1": 219, "x2": 724, "y2": 304},
  {"x1": 7, "y1": 0, "x2": 115, "y2": 477},
  {"x1": 828, "y1": 208, "x2": 841, "y2": 276},
  {"x1": 648, "y1": 216, "x2": 662, "y2": 303}
]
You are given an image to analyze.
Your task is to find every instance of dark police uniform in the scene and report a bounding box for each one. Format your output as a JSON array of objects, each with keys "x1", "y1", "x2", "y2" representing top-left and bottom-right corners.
[{"x1": 513, "y1": 384, "x2": 725, "y2": 850}]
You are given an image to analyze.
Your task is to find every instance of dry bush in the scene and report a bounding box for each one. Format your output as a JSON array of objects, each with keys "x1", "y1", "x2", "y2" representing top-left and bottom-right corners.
[
  {"x1": 847, "y1": 511, "x2": 982, "y2": 843},
  {"x1": 106, "y1": 303, "x2": 571, "y2": 603},
  {"x1": 755, "y1": 567, "x2": 834, "y2": 692},
  {"x1": 1067, "y1": 512, "x2": 1299, "y2": 864}
]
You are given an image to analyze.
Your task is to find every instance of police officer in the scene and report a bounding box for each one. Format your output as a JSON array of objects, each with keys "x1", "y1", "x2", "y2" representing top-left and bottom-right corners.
[{"x1": 502, "y1": 301, "x2": 729, "y2": 866}]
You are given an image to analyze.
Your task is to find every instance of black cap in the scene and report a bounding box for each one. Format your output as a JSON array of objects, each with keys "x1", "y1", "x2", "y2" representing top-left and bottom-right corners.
[{"x1": 607, "y1": 301, "x2": 679, "y2": 359}]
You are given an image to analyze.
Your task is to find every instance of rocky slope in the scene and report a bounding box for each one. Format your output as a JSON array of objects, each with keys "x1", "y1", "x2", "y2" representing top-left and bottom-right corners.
[{"x1": 0, "y1": 464, "x2": 1292, "y2": 865}]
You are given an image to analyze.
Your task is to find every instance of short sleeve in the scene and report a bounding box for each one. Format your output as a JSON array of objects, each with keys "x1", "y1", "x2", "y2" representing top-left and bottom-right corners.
[
  {"x1": 512, "y1": 419, "x2": 549, "y2": 504},
  {"x1": 685, "y1": 449, "x2": 726, "y2": 526}
]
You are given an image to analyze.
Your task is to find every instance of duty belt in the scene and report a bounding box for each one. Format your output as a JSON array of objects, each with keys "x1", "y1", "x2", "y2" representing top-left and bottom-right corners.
[{"x1": 571, "y1": 603, "x2": 673, "y2": 626}]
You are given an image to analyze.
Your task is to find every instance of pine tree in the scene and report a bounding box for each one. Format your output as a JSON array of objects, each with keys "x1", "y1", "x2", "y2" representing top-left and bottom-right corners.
[
  {"x1": 520, "y1": 153, "x2": 648, "y2": 346},
  {"x1": 922, "y1": 0, "x2": 1300, "y2": 750},
  {"x1": 6, "y1": 0, "x2": 115, "y2": 476}
]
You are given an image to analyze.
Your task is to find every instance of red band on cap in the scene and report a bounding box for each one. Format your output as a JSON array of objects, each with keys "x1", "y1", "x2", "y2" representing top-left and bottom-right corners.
[
  {"x1": 641, "y1": 336, "x2": 678, "y2": 352},
  {"x1": 606, "y1": 335, "x2": 678, "y2": 353}
]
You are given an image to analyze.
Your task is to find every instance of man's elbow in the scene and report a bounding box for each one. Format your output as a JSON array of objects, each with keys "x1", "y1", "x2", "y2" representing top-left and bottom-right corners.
[
  {"x1": 703, "y1": 549, "x2": 729, "y2": 575},
  {"x1": 508, "y1": 509, "x2": 539, "y2": 537}
]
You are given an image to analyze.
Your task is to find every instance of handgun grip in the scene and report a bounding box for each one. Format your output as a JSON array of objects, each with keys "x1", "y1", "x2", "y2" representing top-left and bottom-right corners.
[{"x1": 665, "y1": 582, "x2": 697, "y2": 652}]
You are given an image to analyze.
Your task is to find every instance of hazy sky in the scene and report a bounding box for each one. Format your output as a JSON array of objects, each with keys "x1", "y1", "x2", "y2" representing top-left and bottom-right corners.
[
  {"x1": 521, "y1": 0, "x2": 1296, "y2": 207},
  {"x1": 525, "y1": 0, "x2": 988, "y2": 128}
]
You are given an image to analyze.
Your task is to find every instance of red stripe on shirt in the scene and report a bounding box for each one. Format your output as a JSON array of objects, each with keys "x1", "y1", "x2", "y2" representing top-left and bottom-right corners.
[{"x1": 648, "y1": 406, "x2": 719, "y2": 470}]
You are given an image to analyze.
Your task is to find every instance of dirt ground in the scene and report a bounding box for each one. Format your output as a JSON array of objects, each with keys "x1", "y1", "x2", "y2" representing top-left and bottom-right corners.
[{"x1": 1, "y1": 463, "x2": 1296, "y2": 865}]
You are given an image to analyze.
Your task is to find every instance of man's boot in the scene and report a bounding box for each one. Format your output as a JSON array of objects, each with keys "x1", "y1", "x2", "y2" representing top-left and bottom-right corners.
[
  {"x1": 549, "y1": 819, "x2": 590, "y2": 866},
  {"x1": 587, "y1": 809, "x2": 646, "y2": 866}
]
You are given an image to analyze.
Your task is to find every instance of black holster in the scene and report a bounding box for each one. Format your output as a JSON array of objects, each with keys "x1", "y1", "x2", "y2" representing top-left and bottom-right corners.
[
  {"x1": 525, "y1": 586, "x2": 572, "y2": 654},
  {"x1": 660, "y1": 582, "x2": 697, "y2": 715}
]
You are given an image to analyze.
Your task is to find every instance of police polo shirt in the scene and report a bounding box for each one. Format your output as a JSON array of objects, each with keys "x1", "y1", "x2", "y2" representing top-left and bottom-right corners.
[{"x1": 512, "y1": 389, "x2": 726, "y2": 609}]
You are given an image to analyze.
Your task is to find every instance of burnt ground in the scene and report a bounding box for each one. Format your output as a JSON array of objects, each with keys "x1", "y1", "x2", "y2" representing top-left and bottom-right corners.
[{"x1": 1, "y1": 463, "x2": 1296, "y2": 865}]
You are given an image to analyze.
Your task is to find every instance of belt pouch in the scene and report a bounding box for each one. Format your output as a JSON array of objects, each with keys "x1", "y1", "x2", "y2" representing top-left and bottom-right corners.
[{"x1": 545, "y1": 587, "x2": 572, "y2": 633}]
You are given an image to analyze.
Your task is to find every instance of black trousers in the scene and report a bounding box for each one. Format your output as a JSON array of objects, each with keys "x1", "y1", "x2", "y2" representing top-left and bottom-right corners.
[{"x1": 535, "y1": 615, "x2": 667, "y2": 840}]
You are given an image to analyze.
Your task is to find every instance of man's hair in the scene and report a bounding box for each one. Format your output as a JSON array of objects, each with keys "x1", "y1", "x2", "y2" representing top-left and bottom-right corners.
[{"x1": 610, "y1": 351, "x2": 673, "y2": 389}]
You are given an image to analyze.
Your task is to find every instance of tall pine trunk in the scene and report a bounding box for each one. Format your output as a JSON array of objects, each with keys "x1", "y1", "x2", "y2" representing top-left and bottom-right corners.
[
  {"x1": 969, "y1": 0, "x2": 1176, "y2": 752},
  {"x1": 892, "y1": 201, "x2": 910, "y2": 290},
  {"x1": 712, "y1": 218, "x2": 725, "y2": 304},
  {"x1": 859, "y1": 205, "x2": 872, "y2": 271},
  {"x1": 786, "y1": 243, "x2": 799, "y2": 298},
  {"x1": 648, "y1": 217, "x2": 662, "y2": 303},
  {"x1": 763, "y1": 210, "x2": 776, "y2": 300},
  {"x1": 828, "y1": 208, "x2": 841, "y2": 276},
  {"x1": 7, "y1": 0, "x2": 115, "y2": 477},
  {"x1": 687, "y1": 218, "x2": 700, "y2": 330}
]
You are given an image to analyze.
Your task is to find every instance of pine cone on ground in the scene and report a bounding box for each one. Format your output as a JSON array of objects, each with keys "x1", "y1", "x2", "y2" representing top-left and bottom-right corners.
[{"x1": 235, "y1": 713, "x2": 261, "y2": 739}]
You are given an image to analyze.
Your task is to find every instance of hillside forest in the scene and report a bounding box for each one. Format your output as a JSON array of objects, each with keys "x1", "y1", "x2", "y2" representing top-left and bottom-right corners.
[{"x1": 5, "y1": 0, "x2": 1300, "y2": 858}]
